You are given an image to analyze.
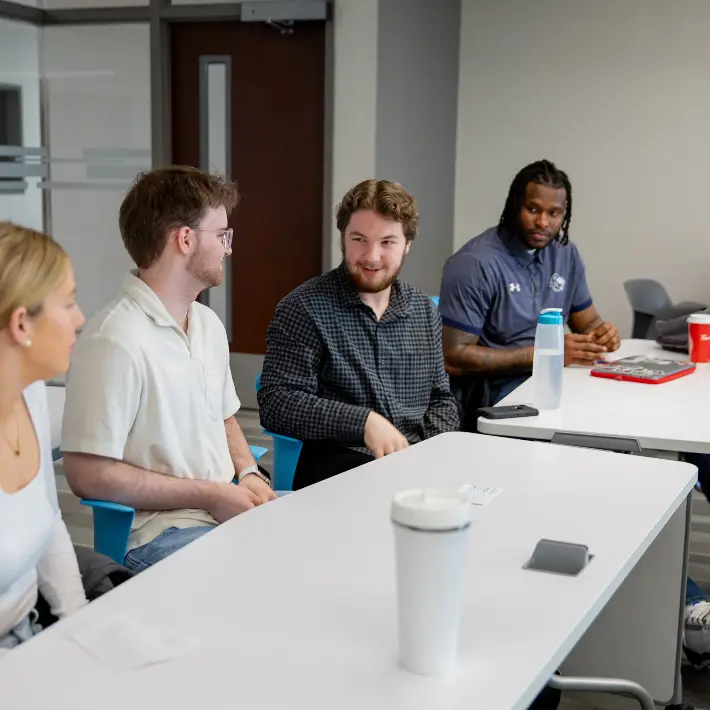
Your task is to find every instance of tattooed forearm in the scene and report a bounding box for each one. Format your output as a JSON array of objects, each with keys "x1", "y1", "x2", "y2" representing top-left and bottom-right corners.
[{"x1": 443, "y1": 326, "x2": 534, "y2": 376}]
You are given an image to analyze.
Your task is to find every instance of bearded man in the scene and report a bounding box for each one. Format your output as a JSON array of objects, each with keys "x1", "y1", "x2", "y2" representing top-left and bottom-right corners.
[{"x1": 258, "y1": 179, "x2": 459, "y2": 490}]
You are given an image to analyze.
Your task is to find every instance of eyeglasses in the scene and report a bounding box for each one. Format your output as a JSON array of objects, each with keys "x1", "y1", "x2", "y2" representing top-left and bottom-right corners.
[{"x1": 192, "y1": 227, "x2": 233, "y2": 250}]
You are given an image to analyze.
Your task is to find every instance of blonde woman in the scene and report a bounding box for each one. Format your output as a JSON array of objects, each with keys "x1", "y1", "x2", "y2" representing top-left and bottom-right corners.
[{"x1": 0, "y1": 222, "x2": 87, "y2": 653}]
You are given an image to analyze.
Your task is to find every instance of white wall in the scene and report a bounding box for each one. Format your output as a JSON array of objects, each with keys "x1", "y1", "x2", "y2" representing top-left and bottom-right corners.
[
  {"x1": 455, "y1": 0, "x2": 710, "y2": 337},
  {"x1": 375, "y1": 0, "x2": 460, "y2": 296},
  {"x1": 42, "y1": 24, "x2": 150, "y2": 319},
  {"x1": 0, "y1": 18, "x2": 43, "y2": 231},
  {"x1": 329, "y1": 0, "x2": 378, "y2": 267}
]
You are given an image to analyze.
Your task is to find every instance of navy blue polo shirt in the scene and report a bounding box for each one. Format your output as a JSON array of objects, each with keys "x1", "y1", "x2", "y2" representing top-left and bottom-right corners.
[{"x1": 439, "y1": 226, "x2": 593, "y2": 348}]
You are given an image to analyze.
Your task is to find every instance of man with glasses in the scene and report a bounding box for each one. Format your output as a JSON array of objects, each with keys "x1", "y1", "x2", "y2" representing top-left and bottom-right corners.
[{"x1": 61, "y1": 166, "x2": 276, "y2": 572}]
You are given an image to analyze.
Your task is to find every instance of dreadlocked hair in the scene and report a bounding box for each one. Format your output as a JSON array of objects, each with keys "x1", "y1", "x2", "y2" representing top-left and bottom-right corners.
[{"x1": 498, "y1": 159, "x2": 572, "y2": 245}]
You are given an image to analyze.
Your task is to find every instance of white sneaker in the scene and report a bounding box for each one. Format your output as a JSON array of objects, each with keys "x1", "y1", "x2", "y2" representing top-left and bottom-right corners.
[{"x1": 684, "y1": 601, "x2": 710, "y2": 668}]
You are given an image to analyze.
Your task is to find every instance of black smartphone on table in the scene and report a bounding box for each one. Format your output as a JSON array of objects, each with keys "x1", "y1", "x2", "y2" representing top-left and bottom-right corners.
[{"x1": 476, "y1": 404, "x2": 539, "y2": 420}]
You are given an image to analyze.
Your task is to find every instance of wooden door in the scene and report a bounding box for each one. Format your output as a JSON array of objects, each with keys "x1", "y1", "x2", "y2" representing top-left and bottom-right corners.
[{"x1": 171, "y1": 20, "x2": 325, "y2": 402}]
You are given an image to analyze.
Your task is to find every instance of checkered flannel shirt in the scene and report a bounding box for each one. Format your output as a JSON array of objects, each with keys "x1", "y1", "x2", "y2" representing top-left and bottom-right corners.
[{"x1": 258, "y1": 264, "x2": 460, "y2": 453}]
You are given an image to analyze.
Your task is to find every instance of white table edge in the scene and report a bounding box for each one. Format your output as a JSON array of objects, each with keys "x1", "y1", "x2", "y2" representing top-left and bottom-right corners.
[{"x1": 476, "y1": 416, "x2": 710, "y2": 454}]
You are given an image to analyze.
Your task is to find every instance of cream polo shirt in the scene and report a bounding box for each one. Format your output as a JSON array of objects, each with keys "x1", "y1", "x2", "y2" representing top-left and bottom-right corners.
[{"x1": 61, "y1": 271, "x2": 240, "y2": 551}]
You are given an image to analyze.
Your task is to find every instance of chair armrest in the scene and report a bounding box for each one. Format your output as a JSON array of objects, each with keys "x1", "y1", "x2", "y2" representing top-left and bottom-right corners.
[
  {"x1": 80, "y1": 499, "x2": 136, "y2": 514},
  {"x1": 80, "y1": 499, "x2": 135, "y2": 564},
  {"x1": 249, "y1": 444, "x2": 268, "y2": 461}
]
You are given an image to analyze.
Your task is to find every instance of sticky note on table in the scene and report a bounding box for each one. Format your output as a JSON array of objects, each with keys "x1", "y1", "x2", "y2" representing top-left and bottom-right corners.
[{"x1": 458, "y1": 483, "x2": 503, "y2": 506}]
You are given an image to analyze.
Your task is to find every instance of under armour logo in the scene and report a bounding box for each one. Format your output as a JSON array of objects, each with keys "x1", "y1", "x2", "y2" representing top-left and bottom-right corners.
[{"x1": 509, "y1": 283, "x2": 521, "y2": 293}]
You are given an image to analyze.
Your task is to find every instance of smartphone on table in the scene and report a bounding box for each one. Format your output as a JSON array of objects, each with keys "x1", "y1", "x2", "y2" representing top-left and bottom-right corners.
[{"x1": 476, "y1": 405, "x2": 539, "y2": 420}]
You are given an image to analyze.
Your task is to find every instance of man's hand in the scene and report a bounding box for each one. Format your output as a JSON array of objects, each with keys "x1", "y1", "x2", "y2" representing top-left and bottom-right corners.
[
  {"x1": 240, "y1": 474, "x2": 278, "y2": 505},
  {"x1": 205, "y1": 482, "x2": 261, "y2": 524},
  {"x1": 564, "y1": 333, "x2": 607, "y2": 367},
  {"x1": 589, "y1": 321, "x2": 621, "y2": 353},
  {"x1": 364, "y1": 411, "x2": 409, "y2": 458}
]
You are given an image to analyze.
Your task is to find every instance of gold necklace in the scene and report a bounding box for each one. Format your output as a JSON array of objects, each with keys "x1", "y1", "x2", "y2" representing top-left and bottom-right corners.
[{"x1": 2, "y1": 403, "x2": 20, "y2": 457}]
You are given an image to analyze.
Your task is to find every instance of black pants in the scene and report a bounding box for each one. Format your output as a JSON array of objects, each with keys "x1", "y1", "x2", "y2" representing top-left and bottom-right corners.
[
  {"x1": 293, "y1": 441, "x2": 375, "y2": 490},
  {"x1": 683, "y1": 452, "x2": 710, "y2": 503},
  {"x1": 449, "y1": 374, "x2": 530, "y2": 432},
  {"x1": 529, "y1": 682, "x2": 561, "y2": 710}
]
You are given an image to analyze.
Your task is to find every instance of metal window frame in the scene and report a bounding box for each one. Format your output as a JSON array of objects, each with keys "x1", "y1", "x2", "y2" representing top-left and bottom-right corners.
[
  {"x1": 0, "y1": 0, "x2": 331, "y2": 25},
  {"x1": 1, "y1": 0, "x2": 334, "y2": 271},
  {"x1": 198, "y1": 54, "x2": 231, "y2": 181}
]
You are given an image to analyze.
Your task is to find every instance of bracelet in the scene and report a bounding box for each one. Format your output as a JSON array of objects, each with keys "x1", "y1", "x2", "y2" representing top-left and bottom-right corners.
[{"x1": 237, "y1": 464, "x2": 267, "y2": 484}]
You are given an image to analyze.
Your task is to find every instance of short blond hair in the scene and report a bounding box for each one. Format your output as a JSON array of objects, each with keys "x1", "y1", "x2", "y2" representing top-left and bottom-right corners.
[{"x1": 0, "y1": 222, "x2": 70, "y2": 331}]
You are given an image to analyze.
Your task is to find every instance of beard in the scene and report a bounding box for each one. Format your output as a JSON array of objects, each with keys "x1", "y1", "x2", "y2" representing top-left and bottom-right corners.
[
  {"x1": 187, "y1": 245, "x2": 224, "y2": 289},
  {"x1": 343, "y1": 254, "x2": 406, "y2": 294},
  {"x1": 518, "y1": 228, "x2": 556, "y2": 250},
  {"x1": 517, "y1": 217, "x2": 559, "y2": 250}
]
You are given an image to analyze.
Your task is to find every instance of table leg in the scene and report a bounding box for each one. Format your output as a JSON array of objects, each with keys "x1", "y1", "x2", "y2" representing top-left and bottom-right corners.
[
  {"x1": 547, "y1": 674, "x2": 655, "y2": 710},
  {"x1": 547, "y1": 675, "x2": 656, "y2": 710},
  {"x1": 559, "y1": 494, "x2": 691, "y2": 705}
]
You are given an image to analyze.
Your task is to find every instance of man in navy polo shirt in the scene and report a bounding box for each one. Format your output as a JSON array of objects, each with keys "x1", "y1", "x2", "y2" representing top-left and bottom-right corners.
[{"x1": 439, "y1": 160, "x2": 620, "y2": 427}]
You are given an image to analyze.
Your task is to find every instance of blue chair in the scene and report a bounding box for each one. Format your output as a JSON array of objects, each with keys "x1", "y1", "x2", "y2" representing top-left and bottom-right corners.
[
  {"x1": 429, "y1": 295, "x2": 440, "y2": 307},
  {"x1": 80, "y1": 444, "x2": 268, "y2": 564},
  {"x1": 254, "y1": 373, "x2": 303, "y2": 492}
]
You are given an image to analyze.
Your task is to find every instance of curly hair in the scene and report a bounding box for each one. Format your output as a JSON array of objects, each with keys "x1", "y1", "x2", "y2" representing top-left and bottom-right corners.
[
  {"x1": 499, "y1": 160, "x2": 573, "y2": 245},
  {"x1": 335, "y1": 179, "x2": 419, "y2": 240}
]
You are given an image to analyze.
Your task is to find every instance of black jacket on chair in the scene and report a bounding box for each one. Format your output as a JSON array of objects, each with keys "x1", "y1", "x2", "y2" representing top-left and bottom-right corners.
[{"x1": 35, "y1": 545, "x2": 135, "y2": 628}]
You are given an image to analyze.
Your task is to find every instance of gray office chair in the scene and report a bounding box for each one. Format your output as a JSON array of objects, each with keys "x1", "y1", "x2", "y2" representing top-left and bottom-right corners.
[{"x1": 624, "y1": 279, "x2": 706, "y2": 340}]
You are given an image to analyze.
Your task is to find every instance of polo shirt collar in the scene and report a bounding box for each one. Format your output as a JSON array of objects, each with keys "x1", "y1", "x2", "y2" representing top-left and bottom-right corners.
[
  {"x1": 122, "y1": 270, "x2": 184, "y2": 329},
  {"x1": 335, "y1": 263, "x2": 409, "y2": 319},
  {"x1": 498, "y1": 227, "x2": 545, "y2": 267}
]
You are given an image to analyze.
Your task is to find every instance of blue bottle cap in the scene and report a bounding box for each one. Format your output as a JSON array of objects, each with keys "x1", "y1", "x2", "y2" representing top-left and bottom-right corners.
[{"x1": 538, "y1": 308, "x2": 563, "y2": 325}]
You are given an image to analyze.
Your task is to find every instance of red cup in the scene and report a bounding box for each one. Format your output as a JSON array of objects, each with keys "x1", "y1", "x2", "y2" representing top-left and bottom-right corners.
[{"x1": 687, "y1": 313, "x2": 710, "y2": 363}]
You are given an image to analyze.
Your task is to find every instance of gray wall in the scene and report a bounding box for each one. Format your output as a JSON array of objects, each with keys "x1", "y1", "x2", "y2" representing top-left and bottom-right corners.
[
  {"x1": 375, "y1": 0, "x2": 461, "y2": 297},
  {"x1": 455, "y1": 0, "x2": 710, "y2": 338}
]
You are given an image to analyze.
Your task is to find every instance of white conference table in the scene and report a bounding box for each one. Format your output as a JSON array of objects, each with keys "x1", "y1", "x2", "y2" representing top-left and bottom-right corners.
[
  {"x1": 478, "y1": 339, "x2": 710, "y2": 454},
  {"x1": 0, "y1": 432, "x2": 695, "y2": 710}
]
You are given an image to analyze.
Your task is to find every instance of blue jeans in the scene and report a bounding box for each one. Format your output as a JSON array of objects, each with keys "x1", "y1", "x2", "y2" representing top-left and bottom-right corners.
[
  {"x1": 681, "y1": 455, "x2": 710, "y2": 606},
  {"x1": 687, "y1": 577, "x2": 709, "y2": 605},
  {"x1": 123, "y1": 525, "x2": 213, "y2": 572},
  {"x1": 0, "y1": 611, "x2": 41, "y2": 656},
  {"x1": 491, "y1": 375, "x2": 530, "y2": 405}
]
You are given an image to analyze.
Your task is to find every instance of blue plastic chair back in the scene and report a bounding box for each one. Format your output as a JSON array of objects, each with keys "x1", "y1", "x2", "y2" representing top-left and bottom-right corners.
[
  {"x1": 80, "y1": 499, "x2": 134, "y2": 565},
  {"x1": 81, "y1": 444, "x2": 269, "y2": 564},
  {"x1": 429, "y1": 295, "x2": 440, "y2": 307},
  {"x1": 268, "y1": 432, "x2": 303, "y2": 491},
  {"x1": 255, "y1": 372, "x2": 302, "y2": 491}
]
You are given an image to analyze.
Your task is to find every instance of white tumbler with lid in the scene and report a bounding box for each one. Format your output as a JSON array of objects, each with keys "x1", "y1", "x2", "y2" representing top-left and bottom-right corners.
[{"x1": 391, "y1": 488, "x2": 474, "y2": 676}]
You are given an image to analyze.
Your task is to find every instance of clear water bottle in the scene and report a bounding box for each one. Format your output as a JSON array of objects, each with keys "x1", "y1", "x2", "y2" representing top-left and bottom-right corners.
[{"x1": 533, "y1": 308, "x2": 564, "y2": 411}]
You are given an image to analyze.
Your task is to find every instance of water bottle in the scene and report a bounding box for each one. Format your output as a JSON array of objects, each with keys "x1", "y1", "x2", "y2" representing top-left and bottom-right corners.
[{"x1": 533, "y1": 308, "x2": 564, "y2": 410}]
